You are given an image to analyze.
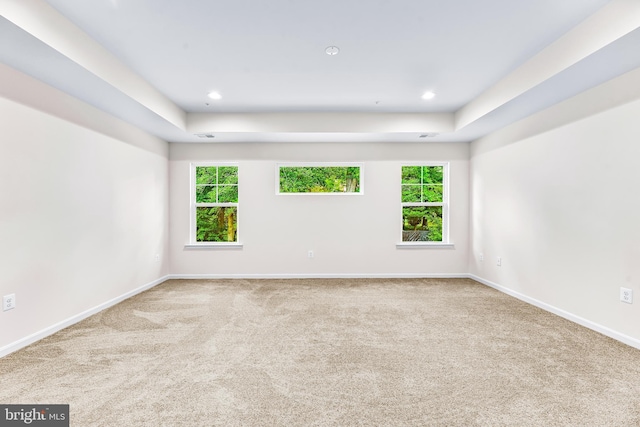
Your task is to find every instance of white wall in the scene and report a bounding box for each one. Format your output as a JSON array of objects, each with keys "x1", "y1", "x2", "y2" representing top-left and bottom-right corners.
[
  {"x1": 0, "y1": 66, "x2": 169, "y2": 353},
  {"x1": 170, "y1": 142, "x2": 469, "y2": 276},
  {"x1": 469, "y1": 68, "x2": 640, "y2": 345}
]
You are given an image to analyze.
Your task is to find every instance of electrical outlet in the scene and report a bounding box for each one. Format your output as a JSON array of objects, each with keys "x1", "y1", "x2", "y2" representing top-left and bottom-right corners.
[
  {"x1": 620, "y1": 287, "x2": 633, "y2": 304},
  {"x1": 479, "y1": 253, "x2": 484, "y2": 262},
  {"x1": 496, "y1": 257, "x2": 502, "y2": 267},
  {"x1": 308, "y1": 250, "x2": 314, "y2": 259},
  {"x1": 154, "y1": 254, "x2": 160, "y2": 262},
  {"x1": 3, "y1": 294, "x2": 16, "y2": 311}
]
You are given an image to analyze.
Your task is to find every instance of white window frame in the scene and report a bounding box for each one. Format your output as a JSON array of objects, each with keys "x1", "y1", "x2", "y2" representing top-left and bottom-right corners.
[
  {"x1": 276, "y1": 162, "x2": 364, "y2": 195},
  {"x1": 397, "y1": 162, "x2": 453, "y2": 249},
  {"x1": 185, "y1": 162, "x2": 242, "y2": 249}
]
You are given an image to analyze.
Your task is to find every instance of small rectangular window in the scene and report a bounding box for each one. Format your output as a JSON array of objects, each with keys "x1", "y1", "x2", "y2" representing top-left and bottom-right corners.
[
  {"x1": 192, "y1": 164, "x2": 238, "y2": 243},
  {"x1": 278, "y1": 164, "x2": 362, "y2": 194},
  {"x1": 401, "y1": 164, "x2": 448, "y2": 242}
]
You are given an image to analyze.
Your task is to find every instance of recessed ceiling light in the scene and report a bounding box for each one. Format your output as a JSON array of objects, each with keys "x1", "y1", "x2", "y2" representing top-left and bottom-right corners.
[
  {"x1": 207, "y1": 91, "x2": 222, "y2": 100},
  {"x1": 421, "y1": 91, "x2": 436, "y2": 100},
  {"x1": 325, "y1": 46, "x2": 340, "y2": 56}
]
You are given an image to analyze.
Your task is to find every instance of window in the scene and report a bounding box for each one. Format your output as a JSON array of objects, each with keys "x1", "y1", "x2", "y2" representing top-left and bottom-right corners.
[
  {"x1": 278, "y1": 164, "x2": 362, "y2": 194},
  {"x1": 401, "y1": 164, "x2": 448, "y2": 242},
  {"x1": 191, "y1": 164, "x2": 238, "y2": 243}
]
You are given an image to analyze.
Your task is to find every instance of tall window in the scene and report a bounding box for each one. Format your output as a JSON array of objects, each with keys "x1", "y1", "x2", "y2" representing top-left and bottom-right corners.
[
  {"x1": 401, "y1": 164, "x2": 448, "y2": 242},
  {"x1": 278, "y1": 164, "x2": 362, "y2": 194},
  {"x1": 192, "y1": 164, "x2": 238, "y2": 243}
]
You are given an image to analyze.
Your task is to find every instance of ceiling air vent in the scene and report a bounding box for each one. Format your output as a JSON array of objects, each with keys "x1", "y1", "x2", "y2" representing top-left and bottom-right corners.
[
  {"x1": 194, "y1": 133, "x2": 215, "y2": 139},
  {"x1": 419, "y1": 133, "x2": 439, "y2": 138}
]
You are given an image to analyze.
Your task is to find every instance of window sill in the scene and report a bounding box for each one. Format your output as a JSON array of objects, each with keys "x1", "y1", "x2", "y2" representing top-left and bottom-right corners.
[
  {"x1": 396, "y1": 242, "x2": 455, "y2": 249},
  {"x1": 184, "y1": 243, "x2": 243, "y2": 250}
]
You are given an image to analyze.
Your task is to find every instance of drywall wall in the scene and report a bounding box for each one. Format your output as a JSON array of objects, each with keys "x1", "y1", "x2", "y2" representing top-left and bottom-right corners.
[
  {"x1": 469, "y1": 68, "x2": 640, "y2": 345},
  {"x1": 0, "y1": 66, "x2": 169, "y2": 354},
  {"x1": 169, "y1": 142, "x2": 469, "y2": 276}
]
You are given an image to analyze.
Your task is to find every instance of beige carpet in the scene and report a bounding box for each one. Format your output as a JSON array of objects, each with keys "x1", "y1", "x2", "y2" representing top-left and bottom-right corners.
[{"x1": 1, "y1": 278, "x2": 639, "y2": 426}]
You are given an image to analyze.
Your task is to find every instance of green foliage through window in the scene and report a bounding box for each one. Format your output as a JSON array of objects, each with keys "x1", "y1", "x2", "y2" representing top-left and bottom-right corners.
[
  {"x1": 196, "y1": 207, "x2": 237, "y2": 242},
  {"x1": 401, "y1": 166, "x2": 443, "y2": 203},
  {"x1": 401, "y1": 165, "x2": 446, "y2": 242},
  {"x1": 194, "y1": 166, "x2": 238, "y2": 242},
  {"x1": 279, "y1": 166, "x2": 361, "y2": 193},
  {"x1": 402, "y1": 206, "x2": 443, "y2": 242},
  {"x1": 196, "y1": 166, "x2": 238, "y2": 203}
]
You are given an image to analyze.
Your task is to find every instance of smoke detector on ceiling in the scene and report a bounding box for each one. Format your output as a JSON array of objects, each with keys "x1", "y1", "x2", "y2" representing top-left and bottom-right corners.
[{"x1": 325, "y1": 46, "x2": 340, "y2": 56}]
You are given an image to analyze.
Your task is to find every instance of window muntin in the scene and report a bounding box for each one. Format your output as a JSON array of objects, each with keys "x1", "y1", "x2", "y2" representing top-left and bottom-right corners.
[
  {"x1": 401, "y1": 165, "x2": 448, "y2": 242},
  {"x1": 278, "y1": 165, "x2": 362, "y2": 194},
  {"x1": 192, "y1": 165, "x2": 238, "y2": 243}
]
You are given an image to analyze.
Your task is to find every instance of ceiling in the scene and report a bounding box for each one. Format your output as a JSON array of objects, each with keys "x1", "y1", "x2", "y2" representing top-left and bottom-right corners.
[{"x1": 1, "y1": 0, "x2": 640, "y2": 143}]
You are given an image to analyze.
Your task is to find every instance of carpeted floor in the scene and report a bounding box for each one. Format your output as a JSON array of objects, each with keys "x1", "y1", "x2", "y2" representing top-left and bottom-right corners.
[{"x1": 1, "y1": 278, "x2": 639, "y2": 426}]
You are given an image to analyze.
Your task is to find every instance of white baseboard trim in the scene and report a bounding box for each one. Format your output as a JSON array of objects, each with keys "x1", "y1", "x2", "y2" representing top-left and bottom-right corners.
[
  {"x1": 168, "y1": 273, "x2": 470, "y2": 280},
  {"x1": 468, "y1": 274, "x2": 640, "y2": 351},
  {"x1": 0, "y1": 275, "x2": 171, "y2": 358}
]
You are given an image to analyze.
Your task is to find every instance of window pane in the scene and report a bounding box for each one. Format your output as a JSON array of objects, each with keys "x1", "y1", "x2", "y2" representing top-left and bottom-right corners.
[
  {"x1": 279, "y1": 166, "x2": 360, "y2": 193},
  {"x1": 345, "y1": 167, "x2": 360, "y2": 192},
  {"x1": 218, "y1": 166, "x2": 238, "y2": 184},
  {"x1": 401, "y1": 185, "x2": 421, "y2": 203},
  {"x1": 422, "y1": 184, "x2": 443, "y2": 202},
  {"x1": 422, "y1": 166, "x2": 443, "y2": 184},
  {"x1": 402, "y1": 206, "x2": 443, "y2": 242},
  {"x1": 196, "y1": 206, "x2": 238, "y2": 242},
  {"x1": 196, "y1": 167, "x2": 217, "y2": 185},
  {"x1": 402, "y1": 166, "x2": 421, "y2": 184},
  {"x1": 195, "y1": 185, "x2": 217, "y2": 203},
  {"x1": 218, "y1": 185, "x2": 238, "y2": 203},
  {"x1": 346, "y1": 167, "x2": 360, "y2": 180}
]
